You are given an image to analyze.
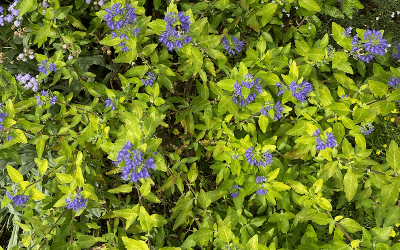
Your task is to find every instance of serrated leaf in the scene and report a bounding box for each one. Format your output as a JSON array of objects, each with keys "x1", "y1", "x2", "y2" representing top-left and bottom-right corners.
[
  {"x1": 218, "y1": 220, "x2": 233, "y2": 243},
  {"x1": 339, "y1": 218, "x2": 362, "y2": 233}
]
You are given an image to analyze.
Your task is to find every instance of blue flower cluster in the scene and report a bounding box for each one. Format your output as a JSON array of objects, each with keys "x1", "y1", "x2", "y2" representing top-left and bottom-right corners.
[
  {"x1": 114, "y1": 141, "x2": 156, "y2": 183},
  {"x1": 6, "y1": 191, "x2": 29, "y2": 207},
  {"x1": 255, "y1": 176, "x2": 268, "y2": 195},
  {"x1": 351, "y1": 29, "x2": 389, "y2": 63},
  {"x1": 104, "y1": 3, "x2": 138, "y2": 52},
  {"x1": 0, "y1": 112, "x2": 8, "y2": 130},
  {"x1": 232, "y1": 74, "x2": 262, "y2": 107},
  {"x1": 104, "y1": 3, "x2": 136, "y2": 30},
  {"x1": 16, "y1": 73, "x2": 39, "y2": 92},
  {"x1": 361, "y1": 123, "x2": 374, "y2": 136},
  {"x1": 343, "y1": 27, "x2": 352, "y2": 37},
  {"x1": 276, "y1": 82, "x2": 285, "y2": 96},
  {"x1": 388, "y1": 77, "x2": 400, "y2": 88},
  {"x1": 245, "y1": 147, "x2": 273, "y2": 167},
  {"x1": 0, "y1": 1, "x2": 22, "y2": 27},
  {"x1": 313, "y1": 129, "x2": 337, "y2": 150},
  {"x1": 142, "y1": 71, "x2": 156, "y2": 87},
  {"x1": 35, "y1": 90, "x2": 57, "y2": 107},
  {"x1": 159, "y1": 12, "x2": 192, "y2": 51},
  {"x1": 105, "y1": 97, "x2": 116, "y2": 111},
  {"x1": 221, "y1": 36, "x2": 245, "y2": 56},
  {"x1": 260, "y1": 101, "x2": 283, "y2": 120},
  {"x1": 66, "y1": 192, "x2": 87, "y2": 211},
  {"x1": 38, "y1": 60, "x2": 57, "y2": 75},
  {"x1": 289, "y1": 80, "x2": 313, "y2": 103},
  {"x1": 393, "y1": 41, "x2": 400, "y2": 60},
  {"x1": 230, "y1": 184, "x2": 241, "y2": 199}
]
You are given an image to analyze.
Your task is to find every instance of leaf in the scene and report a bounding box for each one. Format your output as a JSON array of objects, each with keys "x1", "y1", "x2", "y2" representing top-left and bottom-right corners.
[
  {"x1": 289, "y1": 181, "x2": 308, "y2": 194},
  {"x1": 218, "y1": 220, "x2": 233, "y2": 243},
  {"x1": 76, "y1": 166, "x2": 84, "y2": 187},
  {"x1": 368, "y1": 80, "x2": 388, "y2": 98},
  {"x1": 342, "y1": 138, "x2": 354, "y2": 160},
  {"x1": 108, "y1": 184, "x2": 133, "y2": 194},
  {"x1": 256, "y1": 3, "x2": 277, "y2": 27},
  {"x1": 30, "y1": 188, "x2": 46, "y2": 201},
  {"x1": 34, "y1": 25, "x2": 51, "y2": 48},
  {"x1": 299, "y1": 0, "x2": 321, "y2": 11},
  {"x1": 332, "y1": 52, "x2": 348, "y2": 69},
  {"x1": 218, "y1": 79, "x2": 235, "y2": 91},
  {"x1": 317, "y1": 197, "x2": 332, "y2": 211},
  {"x1": 113, "y1": 206, "x2": 139, "y2": 229},
  {"x1": 344, "y1": 172, "x2": 357, "y2": 201},
  {"x1": 150, "y1": 214, "x2": 167, "y2": 228},
  {"x1": 259, "y1": 115, "x2": 269, "y2": 133},
  {"x1": 156, "y1": 174, "x2": 177, "y2": 193},
  {"x1": 139, "y1": 206, "x2": 155, "y2": 231},
  {"x1": 192, "y1": 46, "x2": 203, "y2": 77},
  {"x1": 198, "y1": 189, "x2": 211, "y2": 208},
  {"x1": 210, "y1": 81, "x2": 223, "y2": 97},
  {"x1": 56, "y1": 173, "x2": 74, "y2": 184},
  {"x1": 387, "y1": 140, "x2": 400, "y2": 172},
  {"x1": 148, "y1": 19, "x2": 167, "y2": 34},
  {"x1": 34, "y1": 158, "x2": 48, "y2": 176},
  {"x1": 245, "y1": 234, "x2": 258, "y2": 250},
  {"x1": 122, "y1": 237, "x2": 149, "y2": 250},
  {"x1": 140, "y1": 180, "x2": 151, "y2": 196},
  {"x1": 380, "y1": 184, "x2": 399, "y2": 209},
  {"x1": 18, "y1": 0, "x2": 34, "y2": 17},
  {"x1": 339, "y1": 218, "x2": 362, "y2": 233},
  {"x1": 327, "y1": 102, "x2": 351, "y2": 116},
  {"x1": 7, "y1": 165, "x2": 23, "y2": 183}
]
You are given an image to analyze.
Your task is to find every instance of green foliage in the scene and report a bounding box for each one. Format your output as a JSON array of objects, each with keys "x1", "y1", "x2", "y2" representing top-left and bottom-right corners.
[{"x1": 2, "y1": 0, "x2": 400, "y2": 249}]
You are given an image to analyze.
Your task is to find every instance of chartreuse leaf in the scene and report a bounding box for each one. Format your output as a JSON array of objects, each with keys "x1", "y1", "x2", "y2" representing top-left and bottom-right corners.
[
  {"x1": 30, "y1": 188, "x2": 46, "y2": 201},
  {"x1": 344, "y1": 171, "x2": 357, "y2": 201},
  {"x1": 218, "y1": 220, "x2": 233, "y2": 243},
  {"x1": 7, "y1": 165, "x2": 23, "y2": 183},
  {"x1": 34, "y1": 25, "x2": 51, "y2": 48},
  {"x1": 245, "y1": 234, "x2": 258, "y2": 250},
  {"x1": 299, "y1": 0, "x2": 321, "y2": 11},
  {"x1": 108, "y1": 184, "x2": 133, "y2": 194},
  {"x1": 387, "y1": 140, "x2": 400, "y2": 172},
  {"x1": 380, "y1": 183, "x2": 399, "y2": 209},
  {"x1": 56, "y1": 173, "x2": 73, "y2": 184},
  {"x1": 18, "y1": 0, "x2": 35, "y2": 17},
  {"x1": 339, "y1": 218, "x2": 362, "y2": 233},
  {"x1": 122, "y1": 237, "x2": 149, "y2": 250},
  {"x1": 139, "y1": 206, "x2": 155, "y2": 231},
  {"x1": 113, "y1": 205, "x2": 140, "y2": 229},
  {"x1": 34, "y1": 158, "x2": 48, "y2": 176},
  {"x1": 76, "y1": 166, "x2": 84, "y2": 188}
]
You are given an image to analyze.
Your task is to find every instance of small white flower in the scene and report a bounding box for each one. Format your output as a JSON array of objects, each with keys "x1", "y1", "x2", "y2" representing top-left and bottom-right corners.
[
  {"x1": 376, "y1": 17, "x2": 379, "y2": 21},
  {"x1": 392, "y1": 12, "x2": 395, "y2": 18},
  {"x1": 68, "y1": 55, "x2": 73, "y2": 60},
  {"x1": 308, "y1": 26, "x2": 312, "y2": 30}
]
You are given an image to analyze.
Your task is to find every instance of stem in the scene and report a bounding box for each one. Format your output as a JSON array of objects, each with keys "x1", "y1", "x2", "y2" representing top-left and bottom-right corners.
[
  {"x1": 200, "y1": 0, "x2": 218, "y2": 19},
  {"x1": 334, "y1": 222, "x2": 354, "y2": 242}
]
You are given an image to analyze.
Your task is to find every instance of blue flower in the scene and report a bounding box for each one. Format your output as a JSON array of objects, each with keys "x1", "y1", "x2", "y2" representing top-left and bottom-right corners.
[
  {"x1": 142, "y1": 72, "x2": 156, "y2": 87},
  {"x1": 392, "y1": 41, "x2": 400, "y2": 59},
  {"x1": 260, "y1": 101, "x2": 283, "y2": 120},
  {"x1": 6, "y1": 191, "x2": 29, "y2": 207},
  {"x1": 388, "y1": 77, "x2": 400, "y2": 88},
  {"x1": 230, "y1": 184, "x2": 241, "y2": 199},
  {"x1": 114, "y1": 141, "x2": 157, "y2": 183},
  {"x1": 361, "y1": 123, "x2": 374, "y2": 136},
  {"x1": 159, "y1": 12, "x2": 192, "y2": 52},
  {"x1": 256, "y1": 188, "x2": 268, "y2": 195},
  {"x1": 35, "y1": 90, "x2": 57, "y2": 107},
  {"x1": 351, "y1": 29, "x2": 389, "y2": 63},
  {"x1": 315, "y1": 132, "x2": 337, "y2": 150},
  {"x1": 232, "y1": 74, "x2": 262, "y2": 107},
  {"x1": 66, "y1": 192, "x2": 87, "y2": 211},
  {"x1": 289, "y1": 80, "x2": 313, "y2": 103},
  {"x1": 276, "y1": 82, "x2": 285, "y2": 96},
  {"x1": 105, "y1": 97, "x2": 116, "y2": 110},
  {"x1": 221, "y1": 36, "x2": 245, "y2": 56},
  {"x1": 16, "y1": 73, "x2": 39, "y2": 92},
  {"x1": 255, "y1": 176, "x2": 267, "y2": 183},
  {"x1": 245, "y1": 147, "x2": 273, "y2": 167},
  {"x1": 104, "y1": 3, "x2": 136, "y2": 30},
  {"x1": 0, "y1": 112, "x2": 8, "y2": 130}
]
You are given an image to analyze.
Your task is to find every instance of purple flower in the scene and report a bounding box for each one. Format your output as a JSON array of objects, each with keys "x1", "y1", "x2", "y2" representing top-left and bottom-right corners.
[
  {"x1": 221, "y1": 36, "x2": 245, "y2": 56},
  {"x1": 255, "y1": 176, "x2": 267, "y2": 183},
  {"x1": 276, "y1": 82, "x2": 285, "y2": 96},
  {"x1": 142, "y1": 71, "x2": 155, "y2": 87},
  {"x1": 245, "y1": 147, "x2": 273, "y2": 167},
  {"x1": 132, "y1": 28, "x2": 140, "y2": 36},
  {"x1": 6, "y1": 135, "x2": 13, "y2": 141},
  {"x1": 35, "y1": 90, "x2": 57, "y2": 107},
  {"x1": 260, "y1": 101, "x2": 283, "y2": 120},
  {"x1": 312, "y1": 129, "x2": 321, "y2": 137},
  {"x1": 38, "y1": 60, "x2": 48, "y2": 75},
  {"x1": 0, "y1": 112, "x2": 7, "y2": 130},
  {"x1": 159, "y1": 12, "x2": 192, "y2": 52},
  {"x1": 316, "y1": 132, "x2": 337, "y2": 150},
  {"x1": 343, "y1": 27, "x2": 352, "y2": 36},
  {"x1": 351, "y1": 29, "x2": 389, "y2": 62},
  {"x1": 256, "y1": 188, "x2": 268, "y2": 195},
  {"x1": 105, "y1": 97, "x2": 116, "y2": 110},
  {"x1": 6, "y1": 191, "x2": 29, "y2": 207},
  {"x1": 361, "y1": 123, "x2": 374, "y2": 136},
  {"x1": 66, "y1": 193, "x2": 87, "y2": 211},
  {"x1": 392, "y1": 41, "x2": 400, "y2": 59},
  {"x1": 230, "y1": 184, "x2": 241, "y2": 199},
  {"x1": 232, "y1": 74, "x2": 262, "y2": 107},
  {"x1": 388, "y1": 77, "x2": 400, "y2": 88},
  {"x1": 289, "y1": 80, "x2": 313, "y2": 103},
  {"x1": 114, "y1": 141, "x2": 157, "y2": 183},
  {"x1": 48, "y1": 63, "x2": 56, "y2": 73},
  {"x1": 16, "y1": 73, "x2": 39, "y2": 92},
  {"x1": 104, "y1": 3, "x2": 137, "y2": 30}
]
